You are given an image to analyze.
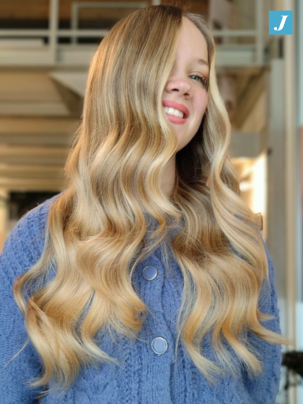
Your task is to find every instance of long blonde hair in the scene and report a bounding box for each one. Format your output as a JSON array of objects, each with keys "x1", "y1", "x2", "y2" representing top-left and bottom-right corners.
[{"x1": 13, "y1": 3, "x2": 289, "y2": 397}]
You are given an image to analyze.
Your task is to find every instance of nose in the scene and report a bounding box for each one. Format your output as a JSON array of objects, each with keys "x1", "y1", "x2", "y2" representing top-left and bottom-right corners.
[{"x1": 164, "y1": 75, "x2": 191, "y2": 96}]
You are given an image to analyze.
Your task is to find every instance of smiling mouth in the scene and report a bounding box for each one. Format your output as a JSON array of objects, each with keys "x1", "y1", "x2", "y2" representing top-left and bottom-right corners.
[{"x1": 163, "y1": 106, "x2": 188, "y2": 119}]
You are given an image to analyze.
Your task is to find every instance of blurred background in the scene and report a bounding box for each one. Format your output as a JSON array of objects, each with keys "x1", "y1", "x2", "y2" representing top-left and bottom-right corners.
[{"x1": 0, "y1": 0, "x2": 301, "y2": 402}]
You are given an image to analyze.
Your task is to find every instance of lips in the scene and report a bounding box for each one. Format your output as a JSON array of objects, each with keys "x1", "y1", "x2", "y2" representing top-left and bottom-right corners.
[{"x1": 162, "y1": 100, "x2": 190, "y2": 118}]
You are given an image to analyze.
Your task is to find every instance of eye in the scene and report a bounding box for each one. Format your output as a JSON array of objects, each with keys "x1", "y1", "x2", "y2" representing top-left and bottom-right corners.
[{"x1": 190, "y1": 74, "x2": 209, "y2": 89}]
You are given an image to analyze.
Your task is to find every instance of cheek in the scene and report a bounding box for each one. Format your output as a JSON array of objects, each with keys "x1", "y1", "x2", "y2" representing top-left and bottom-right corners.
[{"x1": 195, "y1": 91, "x2": 208, "y2": 115}]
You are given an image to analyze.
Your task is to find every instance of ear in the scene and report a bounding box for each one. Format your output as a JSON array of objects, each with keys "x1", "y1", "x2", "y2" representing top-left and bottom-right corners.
[{"x1": 255, "y1": 212, "x2": 263, "y2": 231}]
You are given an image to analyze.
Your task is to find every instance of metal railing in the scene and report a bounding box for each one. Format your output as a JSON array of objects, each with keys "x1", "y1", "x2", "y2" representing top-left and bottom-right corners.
[
  {"x1": 0, "y1": 0, "x2": 264, "y2": 66},
  {"x1": 71, "y1": 2, "x2": 148, "y2": 44}
]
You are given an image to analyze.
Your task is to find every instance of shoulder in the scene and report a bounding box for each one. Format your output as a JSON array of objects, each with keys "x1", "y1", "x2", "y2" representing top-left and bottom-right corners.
[{"x1": 0, "y1": 192, "x2": 63, "y2": 279}]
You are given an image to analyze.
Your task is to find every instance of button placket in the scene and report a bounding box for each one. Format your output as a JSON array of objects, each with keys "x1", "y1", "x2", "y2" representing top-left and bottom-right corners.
[{"x1": 136, "y1": 247, "x2": 175, "y2": 362}]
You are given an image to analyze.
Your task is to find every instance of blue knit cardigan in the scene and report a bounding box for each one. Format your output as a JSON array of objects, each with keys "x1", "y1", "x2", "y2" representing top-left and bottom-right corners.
[{"x1": 0, "y1": 193, "x2": 283, "y2": 404}]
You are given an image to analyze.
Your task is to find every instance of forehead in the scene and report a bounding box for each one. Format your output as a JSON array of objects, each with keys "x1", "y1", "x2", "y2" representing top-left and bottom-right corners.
[{"x1": 179, "y1": 17, "x2": 208, "y2": 63}]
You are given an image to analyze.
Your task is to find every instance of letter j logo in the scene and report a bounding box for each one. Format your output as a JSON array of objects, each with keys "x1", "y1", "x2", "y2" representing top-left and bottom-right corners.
[{"x1": 269, "y1": 11, "x2": 293, "y2": 35}]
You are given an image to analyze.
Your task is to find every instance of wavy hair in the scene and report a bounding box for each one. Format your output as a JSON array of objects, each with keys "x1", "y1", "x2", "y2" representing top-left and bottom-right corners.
[{"x1": 13, "y1": 3, "x2": 289, "y2": 397}]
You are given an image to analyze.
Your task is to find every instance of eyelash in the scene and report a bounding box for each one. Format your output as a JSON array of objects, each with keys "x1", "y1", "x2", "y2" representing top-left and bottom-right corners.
[{"x1": 190, "y1": 74, "x2": 209, "y2": 89}]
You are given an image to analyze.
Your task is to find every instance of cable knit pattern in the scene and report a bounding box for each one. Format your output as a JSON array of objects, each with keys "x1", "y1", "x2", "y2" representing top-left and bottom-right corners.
[{"x1": 0, "y1": 193, "x2": 283, "y2": 404}]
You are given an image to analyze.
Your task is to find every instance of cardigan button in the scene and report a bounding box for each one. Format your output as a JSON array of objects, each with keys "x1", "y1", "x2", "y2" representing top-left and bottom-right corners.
[
  {"x1": 142, "y1": 266, "x2": 158, "y2": 281},
  {"x1": 151, "y1": 337, "x2": 168, "y2": 355}
]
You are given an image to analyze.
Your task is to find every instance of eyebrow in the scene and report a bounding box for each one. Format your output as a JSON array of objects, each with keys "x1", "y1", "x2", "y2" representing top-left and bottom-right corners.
[{"x1": 196, "y1": 58, "x2": 209, "y2": 69}]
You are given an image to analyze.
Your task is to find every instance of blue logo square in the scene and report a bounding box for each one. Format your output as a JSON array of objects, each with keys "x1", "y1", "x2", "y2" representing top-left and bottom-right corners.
[{"x1": 269, "y1": 11, "x2": 293, "y2": 35}]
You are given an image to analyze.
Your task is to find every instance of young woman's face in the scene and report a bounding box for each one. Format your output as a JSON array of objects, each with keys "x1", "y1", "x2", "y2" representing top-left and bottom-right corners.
[{"x1": 162, "y1": 17, "x2": 209, "y2": 152}]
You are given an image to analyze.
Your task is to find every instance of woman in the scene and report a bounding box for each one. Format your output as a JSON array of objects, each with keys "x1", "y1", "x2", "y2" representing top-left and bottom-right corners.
[{"x1": 0, "y1": 4, "x2": 289, "y2": 404}]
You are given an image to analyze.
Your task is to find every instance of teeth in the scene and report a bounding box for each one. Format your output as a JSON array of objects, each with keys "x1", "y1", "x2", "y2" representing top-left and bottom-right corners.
[{"x1": 164, "y1": 107, "x2": 185, "y2": 119}]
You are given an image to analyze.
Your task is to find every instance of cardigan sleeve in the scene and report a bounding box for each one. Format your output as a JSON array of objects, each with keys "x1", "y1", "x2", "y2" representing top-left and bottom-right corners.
[
  {"x1": 0, "y1": 211, "x2": 47, "y2": 403},
  {"x1": 241, "y1": 233, "x2": 283, "y2": 404}
]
